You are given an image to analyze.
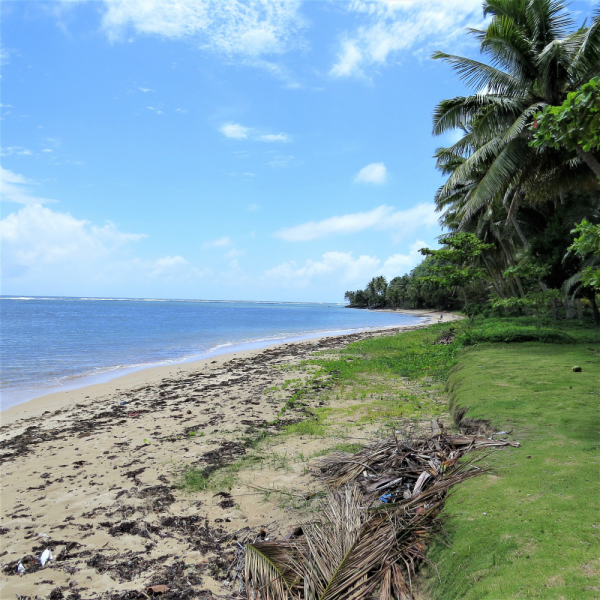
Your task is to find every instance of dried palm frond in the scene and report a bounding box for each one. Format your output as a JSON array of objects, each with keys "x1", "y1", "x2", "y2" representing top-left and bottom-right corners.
[
  {"x1": 244, "y1": 540, "x2": 301, "y2": 600},
  {"x1": 245, "y1": 431, "x2": 518, "y2": 600}
]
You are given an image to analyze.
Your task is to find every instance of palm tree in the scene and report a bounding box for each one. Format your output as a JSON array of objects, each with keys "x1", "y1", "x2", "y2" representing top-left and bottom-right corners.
[
  {"x1": 366, "y1": 276, "x2": 388, "y2": 308},
  {"x1": 432, "y1": 0, "x2": 600, "y2": 240}
]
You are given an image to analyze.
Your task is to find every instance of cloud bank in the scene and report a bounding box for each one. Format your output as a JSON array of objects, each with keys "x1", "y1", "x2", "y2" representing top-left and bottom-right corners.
[
  {"x1": 275, "y1": 203, "x2": 437, "y2": 242},
  {"x1": 330, "y1": 0, "x2": 483, "y2": 78},
  {"x1": 96, "y1": 0, "x2": 305, "y2": 58}
]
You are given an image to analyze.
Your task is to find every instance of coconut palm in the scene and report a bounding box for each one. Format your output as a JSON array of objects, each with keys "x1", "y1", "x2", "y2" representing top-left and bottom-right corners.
[{"x1": 432, "y1": 0, "x2": 600, "y2": 236}]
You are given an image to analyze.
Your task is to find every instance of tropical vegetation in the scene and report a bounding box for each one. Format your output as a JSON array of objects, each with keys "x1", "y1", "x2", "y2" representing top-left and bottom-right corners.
[{"x1": 346, "y1": 0, "x2": 600, "y2": 323}]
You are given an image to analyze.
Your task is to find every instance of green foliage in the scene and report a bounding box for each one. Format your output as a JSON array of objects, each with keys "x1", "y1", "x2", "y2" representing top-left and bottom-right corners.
[
  {"x1": 492, "y1": 287, "x2": 562, "y2": 327},
  {"x1": 420, "y1": 234, "x2": 494, "y2": 307},
  {"x1": 568, "y1": 220, "x2": 600, "y2": 290},
  {"x1": 458, "y1": 323, "x2": 575, "y2": 345},
  {"x1": 531, "y1": 76, "x2": 600, "y2": 153}
]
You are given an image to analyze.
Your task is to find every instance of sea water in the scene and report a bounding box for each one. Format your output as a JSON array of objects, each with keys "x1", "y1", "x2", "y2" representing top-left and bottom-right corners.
[{"x1": 0, "y1": 297, "x2": 424, "y2": 409}]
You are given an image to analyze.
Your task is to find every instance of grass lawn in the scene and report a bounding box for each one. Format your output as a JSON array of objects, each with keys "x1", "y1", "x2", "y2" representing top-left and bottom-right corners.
[
  {"x1": 425, "y1": 342, "x2": 600, "y2": 599},
  {"x1": 311, "y1": 317, "x2": 600, "y2": 599}
]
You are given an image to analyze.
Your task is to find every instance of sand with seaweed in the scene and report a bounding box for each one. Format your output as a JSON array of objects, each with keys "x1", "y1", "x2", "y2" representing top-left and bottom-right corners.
[{"x1": 0, "y1": 313, "x2": 463, "y2": 599}]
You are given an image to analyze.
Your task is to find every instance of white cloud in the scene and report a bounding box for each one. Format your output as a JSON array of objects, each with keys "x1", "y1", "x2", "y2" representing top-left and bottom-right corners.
[
  {"x1": 275, "y1": 203, "x2": 437, "y2": 243},
  {"x1": 0, "y1": 203, "x2": 208, "y2": 292},
  {"x1": 96, "y1": 0, "x2": 305, "y2": 58},
  {"x1": 220, "y1": 122, "x2": 291, "y2": 143},
  {"x1": 380, "y1": 240, "x2": 427, "y2": 279},
  {"x1": 266, "y1": 154, "x2": 296, "y2": 168},
  {"x1": 204, "y1": 236, "x2": 232, "y2": 248},
  {"x1": 0, "y1": 167, "x2": 55, "y2": 205},
  {"x1": 354, "y1": 162, "x2": 387, "y2": 184},
  {"x1": 149, "y1": 255, "x2": 190, "y2": 277},
  {"x1": 330, "y1": 0, "x2": 484, "y2": 79},
  {"x1": 247, "y1": 203, "x2": 260, "y2": 211},
  {"x1": 258, "y1": 133, "x2": 290, "y2": 142},
  {"x1": 330, "y1": 40, "x2": 363, "y2": 78},
  {"x1": 262, "y1": 241, "x2": 427, "y2": 290},
  {"x1": 220, "y1": 123, "x2": 251, "y2": 139},
  {"x1": 138, "y1": 87, "x2": 154, "y2": 92},
  {"x1": 42, "y1": 149, "x2": 53, "y2": 153},
  {"x1": 0, "y1": 204, "x2": 145, "y2": 275},
  {"x1": 2, "y1": 146, "x2": 37, "y2": 157},
  {"x1": 263, "y1": 251, "x2": 381, "y2": 288},
  {"x1": 225, "y1": 247, "x2": 246, "y2": 258}
]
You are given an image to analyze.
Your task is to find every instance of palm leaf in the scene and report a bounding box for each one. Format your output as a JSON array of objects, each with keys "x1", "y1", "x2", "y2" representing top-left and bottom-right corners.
[{"x1": 245, "y1": 540, "x2": 301, "y2": 599}]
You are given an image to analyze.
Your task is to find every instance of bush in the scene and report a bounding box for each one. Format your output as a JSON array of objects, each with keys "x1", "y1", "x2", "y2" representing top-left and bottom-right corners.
[{"x1": 458, "y1": 325, "x2": 576, "y2": 345}]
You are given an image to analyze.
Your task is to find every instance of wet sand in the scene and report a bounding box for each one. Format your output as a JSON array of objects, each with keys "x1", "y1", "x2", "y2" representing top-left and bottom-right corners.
[{"x1": 0, "y1": 311, "x2": 460, "y2": 599}]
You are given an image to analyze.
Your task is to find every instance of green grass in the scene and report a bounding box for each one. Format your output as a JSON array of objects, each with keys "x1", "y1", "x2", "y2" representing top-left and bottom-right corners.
[
  {"x1": 311, "y1": 316, "x2": 599, "y2": 598},
  {"x1": 424, "y1": 342, "x2": 600, "y2": 599},
  {"x1": 284, "y1": 419, "x2": 327, "y2": 436}
]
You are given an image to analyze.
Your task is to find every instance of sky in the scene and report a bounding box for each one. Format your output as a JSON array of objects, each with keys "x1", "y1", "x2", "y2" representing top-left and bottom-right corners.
[{"x1": 1, "y1": 0, "x2": 595, "y2": 302}]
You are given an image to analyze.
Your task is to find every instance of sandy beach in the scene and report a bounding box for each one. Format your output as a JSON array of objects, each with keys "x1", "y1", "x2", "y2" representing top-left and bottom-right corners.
[{"x1": 0, "y1": 310, "x2": 460, "y2": 599}]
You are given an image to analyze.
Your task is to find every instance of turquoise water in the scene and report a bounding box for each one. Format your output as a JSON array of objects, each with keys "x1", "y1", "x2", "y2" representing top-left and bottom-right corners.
[{"x1": 0, "y1": 297, "x2": 423, "y2": 408}]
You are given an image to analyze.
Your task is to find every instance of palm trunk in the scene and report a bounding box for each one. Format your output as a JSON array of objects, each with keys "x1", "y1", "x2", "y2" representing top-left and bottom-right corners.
[
  {"x1": 510, "y1": 215, "x2": 530, "y2": 250},
  {"x1": 503, "y1": 189, "x2": 531, "y2": 249},
  {"x1": 575, "y1": 146, "x2": 600, "y2": 179}
]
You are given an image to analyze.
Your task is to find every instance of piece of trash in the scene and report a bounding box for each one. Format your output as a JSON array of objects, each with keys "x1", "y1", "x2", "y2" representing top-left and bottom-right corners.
[
  {"x1": 40, "y1": 548, "x2": 52, "y2": 567},
  {"x1": 412, "y1": 471, "x2": 431, "y2": 496},
  {"x1": 37, "y1": 532, "x2": 49, "y2": 538},
  {"x1": 572, "y1": 366, "x2": 582, "y2": 372},
  {"x1": 128, "y1": 411, "x2": 139, "y2": 417},
  {"x1": 120, "y1": 401, "x2": 126, "y2": 405},
  {"x1": 380, "y1": 493, "x2": 392, "y2": 503},
  {"x1": 148, "y1": 584, "x2": 170, "y2": 594},
  {"x1": 483, "y1": 512, "x2": 487, "y2": 516},
  {"x1": 17, "y1": 561, "x2": 25, "y2": 574}
]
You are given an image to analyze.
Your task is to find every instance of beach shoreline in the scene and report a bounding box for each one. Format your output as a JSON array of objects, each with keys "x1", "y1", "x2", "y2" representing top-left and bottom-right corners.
[
  {"x1": 0, "y1": 309, "x2": 450, "y2": 425},
  {"x1": 0, "y1": 310, "x2": 460, "y2": 599}
]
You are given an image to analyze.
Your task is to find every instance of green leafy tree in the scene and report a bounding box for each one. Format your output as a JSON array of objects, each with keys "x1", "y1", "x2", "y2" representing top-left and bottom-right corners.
[
  {"x1": 531, "y1": 77, "x2": 600, "y2": 178},
  {"x1": 568, "y1": 220, "x2": 600, "y2": 290},
  {"x1": 419, "y1": 233, "x2": 494, "y2": 308}
]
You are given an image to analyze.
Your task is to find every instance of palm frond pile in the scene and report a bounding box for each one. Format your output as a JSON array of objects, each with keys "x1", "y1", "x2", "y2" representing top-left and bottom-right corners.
[{"x1": 245, "y1": 432, "x2": 519, "y2": 599}]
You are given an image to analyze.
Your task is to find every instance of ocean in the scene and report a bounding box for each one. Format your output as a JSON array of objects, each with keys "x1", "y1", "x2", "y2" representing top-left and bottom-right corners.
[{"x1": 0, "y1": 297, "x2": 424, "y2": 409}]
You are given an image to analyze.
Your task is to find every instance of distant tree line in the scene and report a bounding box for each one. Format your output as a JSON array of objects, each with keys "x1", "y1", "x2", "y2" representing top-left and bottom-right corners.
[{"x1": 347, "y1": 1, "x2": 600, "y2": 323}]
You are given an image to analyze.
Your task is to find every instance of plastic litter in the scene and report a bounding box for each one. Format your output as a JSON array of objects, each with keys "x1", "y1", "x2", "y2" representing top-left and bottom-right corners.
[
  {"x1": 17, "y1": 561, "x2": 25, "y2": 574},
  {"x1": 380, "y1": 493, "x2": 392, "y2": 503},
  {"x1": 120, "y1": 401, "x2": 127, "y2": 405},
  {"x1": 40, "y1": 548, "x2": 52, "y2": 567}
]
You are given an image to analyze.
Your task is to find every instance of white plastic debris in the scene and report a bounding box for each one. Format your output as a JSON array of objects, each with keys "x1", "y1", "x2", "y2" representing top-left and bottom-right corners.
[
  {"x1": 37, "y1": 532, "x2": 49, "y2": 538},
  {"x1": 17, "y1": 561, "x2": 25, "y2": 574},
  {"x1": 40, "y1": 548, "x2": 52, "y2": 567}
]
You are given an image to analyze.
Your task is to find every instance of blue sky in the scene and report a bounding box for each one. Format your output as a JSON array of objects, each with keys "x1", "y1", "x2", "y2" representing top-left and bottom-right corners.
[{"x1": 1, "y1": 0, "x2": 595, "y2": 301}]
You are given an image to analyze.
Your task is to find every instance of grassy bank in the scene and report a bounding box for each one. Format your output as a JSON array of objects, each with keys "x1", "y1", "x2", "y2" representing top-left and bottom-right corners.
[
  {"x1": 424, "y1": 342, "x2": 600, "y2": 599},
  {"x1": 309, "y1": 317, "x2": 599, "y2": 599}
]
